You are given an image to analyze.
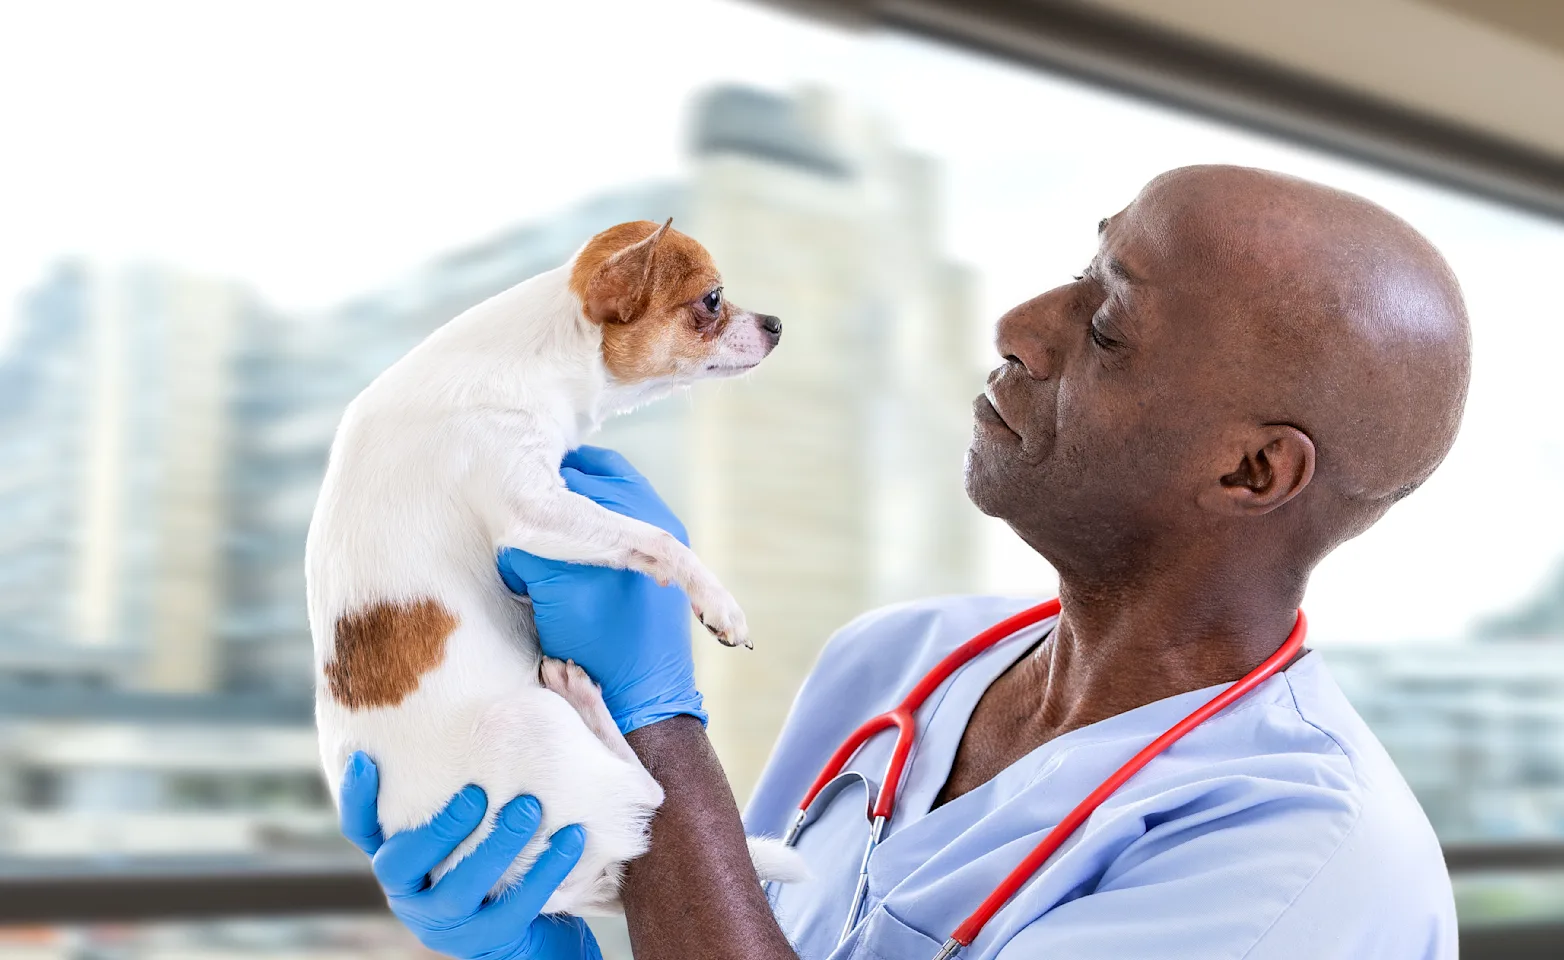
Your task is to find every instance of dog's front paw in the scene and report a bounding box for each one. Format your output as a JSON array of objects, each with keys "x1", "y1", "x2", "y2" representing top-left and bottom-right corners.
[
  {"x1": 539, "y1": 656, "x2": 599, "y2": 702},
  {"x1": 691, "y1": 590, "x2": 750, "y2": 649}
]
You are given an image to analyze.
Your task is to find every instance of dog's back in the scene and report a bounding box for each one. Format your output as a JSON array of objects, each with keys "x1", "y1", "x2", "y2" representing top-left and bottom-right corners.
[{"x1": 307, "y1": 277, "x2": 664, "y2": 913}]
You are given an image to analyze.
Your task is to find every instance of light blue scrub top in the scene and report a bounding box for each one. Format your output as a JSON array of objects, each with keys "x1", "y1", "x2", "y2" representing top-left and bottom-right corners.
[{"x1": 745, "y1": 596, "x2": 1457, "y2": 960}]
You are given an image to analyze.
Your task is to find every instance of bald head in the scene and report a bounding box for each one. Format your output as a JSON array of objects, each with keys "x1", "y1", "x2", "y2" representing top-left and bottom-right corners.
[
  {"x1": 967, "y1": 164, "x2": 1471, "y2": 587},
  {"x1": 1136, "y1": 165, "x2": 1470, "y2": 512}
]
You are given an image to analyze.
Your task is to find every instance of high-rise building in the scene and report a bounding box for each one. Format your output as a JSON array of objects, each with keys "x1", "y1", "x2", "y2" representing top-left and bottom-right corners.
[
  {"x1": 0, "y1": 263, "x2": 92, "y2": 667},
  {"x1": 1325, "y1": 641, "x2": 1564, "y2": 839},
  {"x1": 0, "y1": 263, "x2": 253, "y2": 694},
  {"x1": 0, "y1": 264, "x2": 334, "y2": 864},
  {"x1": 647, "y1": 86, "x2": 985, "y2": 796},
  {"x1": 0, "y1": 84, "x2": 984, "y2": 867}
]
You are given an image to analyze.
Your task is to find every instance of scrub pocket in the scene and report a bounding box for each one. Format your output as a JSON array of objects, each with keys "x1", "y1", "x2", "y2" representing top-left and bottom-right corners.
[{"x1": 851, "y1": 904, "x2": 944, "y2": 960}]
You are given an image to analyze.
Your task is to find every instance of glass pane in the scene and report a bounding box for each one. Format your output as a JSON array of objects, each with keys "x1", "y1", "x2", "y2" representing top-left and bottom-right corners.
[{"x1": 1, "y1": 0, "x2": 1561, "y2": 939}]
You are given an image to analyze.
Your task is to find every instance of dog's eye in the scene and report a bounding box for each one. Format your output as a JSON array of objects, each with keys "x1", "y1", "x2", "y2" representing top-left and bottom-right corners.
[{"x1": 703, "y1": 288, "x2": 722, "y2": 313}]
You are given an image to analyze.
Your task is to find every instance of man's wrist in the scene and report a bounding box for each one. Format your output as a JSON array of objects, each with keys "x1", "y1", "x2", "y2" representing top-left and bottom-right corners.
[
  {"x1": 624, "y1": 713, "x2": 710, "y2": 776},
  {"x1": 611, "y1": 691, "x2": 708, "y2": 737}
]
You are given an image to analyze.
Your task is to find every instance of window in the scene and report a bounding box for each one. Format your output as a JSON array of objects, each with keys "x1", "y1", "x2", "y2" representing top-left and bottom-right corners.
[{"x1": 2, "y1": 0, "x2": 1562, "y2": 954}]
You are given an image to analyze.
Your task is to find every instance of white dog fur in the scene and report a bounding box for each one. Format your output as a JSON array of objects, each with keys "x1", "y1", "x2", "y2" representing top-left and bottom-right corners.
[{"x1": 307, "y1": 220, "x2": 801, "y2": 914}]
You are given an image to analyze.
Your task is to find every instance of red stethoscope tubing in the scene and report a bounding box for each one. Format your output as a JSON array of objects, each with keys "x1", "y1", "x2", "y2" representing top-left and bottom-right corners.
[
  {"x1": 797, "y1": 599, "x2": 1064, "y2": 818},
  {"x1": 793, "y1": 597, "x2": 1308, "y2": 957}
]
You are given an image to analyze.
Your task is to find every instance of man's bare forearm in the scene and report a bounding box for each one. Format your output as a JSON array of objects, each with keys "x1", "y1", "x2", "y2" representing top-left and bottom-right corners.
[{"x1": 622, "y1": 716, "x2": 800, "y2": 960}]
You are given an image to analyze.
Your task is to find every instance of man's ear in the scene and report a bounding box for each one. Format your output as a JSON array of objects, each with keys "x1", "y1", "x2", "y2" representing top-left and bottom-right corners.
[
  {"x1": 583, "y1": 218, "x2": 672, "y2": 325},
  {"x1": 1199, "y1": 424, "x2": 1316, "y2": 516}
]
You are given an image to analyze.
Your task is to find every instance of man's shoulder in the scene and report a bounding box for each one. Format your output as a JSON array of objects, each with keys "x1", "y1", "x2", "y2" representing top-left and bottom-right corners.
[
  {"x1": 1278, "y1": 655, "x2": 1451, "y2": 871},
  {"x1": 1237, "y1": 659, "x2": 1458, "y2": 954},
  {"x1": 1084, "y1": 652, "x2": 1446, "y2": 885},
  {"x1": 1083, "y1": 655, "x2": 1454, "y2": 954}
]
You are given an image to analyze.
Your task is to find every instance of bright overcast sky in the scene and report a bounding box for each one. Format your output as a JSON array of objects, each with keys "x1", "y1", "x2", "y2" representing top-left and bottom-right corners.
[{"x1": 3, "y1": 0, "x2": 1562, "y2": 644}]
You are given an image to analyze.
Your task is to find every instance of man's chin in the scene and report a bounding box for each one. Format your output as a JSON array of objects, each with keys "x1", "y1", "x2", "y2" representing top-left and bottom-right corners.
[{"x1": 963, "y1": 445, "x2": 1009, "y2": 519}]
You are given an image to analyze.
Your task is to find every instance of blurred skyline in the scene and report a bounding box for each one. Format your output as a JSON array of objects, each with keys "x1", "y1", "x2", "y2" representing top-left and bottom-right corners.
[
  {"x1": 0, "y1": 80, "x2": 992, "y2": 818},
  {"x1": 0, "y1": 1, "x2": 1562, "y2": 949},
  {"x1": 4, "y1": 0, "x2": 1564, "y2": 647},
  {"x1": 1, "y1": 70, "x2": 1561, "y2": 846}
]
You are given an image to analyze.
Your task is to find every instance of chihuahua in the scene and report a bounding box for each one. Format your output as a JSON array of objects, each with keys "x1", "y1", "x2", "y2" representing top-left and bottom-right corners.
[{"x1": 307, "y1": 220, "x2": 799, "y2": 913}]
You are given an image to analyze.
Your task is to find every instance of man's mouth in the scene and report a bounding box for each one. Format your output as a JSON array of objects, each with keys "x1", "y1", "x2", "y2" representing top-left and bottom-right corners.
[{"x1": 973, "y1": 392, "x2": 1019, "y2": 438}]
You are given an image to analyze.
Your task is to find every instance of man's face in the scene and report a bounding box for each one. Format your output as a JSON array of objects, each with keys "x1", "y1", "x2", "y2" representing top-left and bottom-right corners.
[{"x1": 965, "y1": 190, "x2": 1236, "y2": 569}]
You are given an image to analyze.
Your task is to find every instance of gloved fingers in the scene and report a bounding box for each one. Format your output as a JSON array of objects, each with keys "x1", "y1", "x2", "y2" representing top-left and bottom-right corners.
[
  {"x1": 528, "y1": 914, "x2": 606, "y2": 960},
  {"x1": 557, "y1": 467, "x2": 619, "y2": 503},
  {"x1": 561, "y1": 445, "x2": 639, "y2": 479},
  {"x1": 478, "y1": 825, "x2": 588, "y2": 932},
  {"x1": 498, "y1": 547, "x2": 545, "y2": 596},
  {"x1": 339, "y1": 752, "x2": 385, "y2": 857},
  {"x1": 372, "y1": 785, "x2": 487, "y2": 896},
  {"x1": 497, "y1": 547, "x2": 574, "y2": 596},
  {"x1": 432, "y1": 794, "x2": 543, "y2": 916}
]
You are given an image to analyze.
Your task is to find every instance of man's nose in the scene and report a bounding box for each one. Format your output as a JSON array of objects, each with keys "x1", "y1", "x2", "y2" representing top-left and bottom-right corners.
[{"x1": 994, "y1": 289, "x2": 1067, "y2": 379}]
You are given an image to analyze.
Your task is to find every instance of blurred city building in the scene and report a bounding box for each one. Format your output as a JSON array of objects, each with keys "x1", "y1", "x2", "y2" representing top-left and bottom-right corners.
[
  {"x1": 234, "y1": 83, "x2": 986, "y2": 799},
  {"x1": 0, "y1": 84, "x2": 982, "y2": 869},
  {"x1": 0, "y1": 263, "x2": 251, "y2": 691},
  {"x1": 0, "y1": 264, "x2": 333, "y2": 862},
  {"x1": 668, "y1": 85, "x2": 984, "y2": 795},
  {"x1": 1325, "y1": 566, "x2": 1564, "y2": 841},
  {"x1": 4, "y1": 72, "x2": 1562, "y2": 956},
  {"x1": 1327, "y1": 638, "x2": 1564, "y2": 840}
]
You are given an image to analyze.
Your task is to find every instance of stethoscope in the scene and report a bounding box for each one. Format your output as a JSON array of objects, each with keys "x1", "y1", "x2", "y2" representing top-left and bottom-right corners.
[{"x1": 775, "y1": 597, "x2": 1307, "y2": 960}]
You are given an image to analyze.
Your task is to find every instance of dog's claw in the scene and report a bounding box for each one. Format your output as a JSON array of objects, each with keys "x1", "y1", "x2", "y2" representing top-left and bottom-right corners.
[
  {"x1": 690, "y1": 590, "x2": 749, "y2": 649},
  {"x1": 698, "y1": 612, "x2": 748, "y2": 648}
]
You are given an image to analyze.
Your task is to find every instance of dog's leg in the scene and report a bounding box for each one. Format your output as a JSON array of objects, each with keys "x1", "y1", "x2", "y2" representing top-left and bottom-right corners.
[
  {"x1": 539, "y1": 657, "x2": 638, "y2": 765},
  {"x1": 502, "y1": 487, "x2": 749, "y2": 648}
]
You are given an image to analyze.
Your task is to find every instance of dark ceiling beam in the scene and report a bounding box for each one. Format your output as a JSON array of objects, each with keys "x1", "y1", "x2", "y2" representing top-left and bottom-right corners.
[{"x1": 752, "y1": 0, "x2": 1564, "y2": 220}]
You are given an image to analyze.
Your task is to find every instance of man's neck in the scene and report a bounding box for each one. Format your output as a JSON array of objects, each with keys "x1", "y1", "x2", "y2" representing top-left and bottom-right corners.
[
  {"x1": 1022, "y1": 576, "x2": 1304, "y2": 741},
  {"x1": 934, "y1": 567, "x2": 1304, "y2": 808}
]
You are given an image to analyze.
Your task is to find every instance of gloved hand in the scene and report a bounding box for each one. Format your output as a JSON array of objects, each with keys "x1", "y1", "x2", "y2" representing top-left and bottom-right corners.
[
  {"x1": 497, "y1": 445, "x2": 705, "y2": 735},
  {"x1": 339, "y1": 752, "x2": 602, "y2": 960}
]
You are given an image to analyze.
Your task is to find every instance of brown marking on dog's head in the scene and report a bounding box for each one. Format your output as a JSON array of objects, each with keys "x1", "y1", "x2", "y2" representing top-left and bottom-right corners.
[
  {"x1": 568, "y1": 219, "x2": 782, "y2": 384},
  {"x1": 325, "y1": 599, "x2": 458, "y2": 710}
]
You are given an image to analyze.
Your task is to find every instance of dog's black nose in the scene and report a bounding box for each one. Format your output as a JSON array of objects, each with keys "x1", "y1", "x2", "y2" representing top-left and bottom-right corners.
[{"x1": 759, "y1": 314, "x2": 782, "y2": 336}]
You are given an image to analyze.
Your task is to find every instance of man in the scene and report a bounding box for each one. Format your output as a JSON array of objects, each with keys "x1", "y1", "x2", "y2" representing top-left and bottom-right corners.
[{"x1": 338, "y1": 165, "x2": 1469, "y2": 959}]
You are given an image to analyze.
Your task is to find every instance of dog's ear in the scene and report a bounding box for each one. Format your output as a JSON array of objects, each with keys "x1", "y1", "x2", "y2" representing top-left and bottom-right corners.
[{"x1": 584, "y1": 218, "x2": 673, "y2": 324}]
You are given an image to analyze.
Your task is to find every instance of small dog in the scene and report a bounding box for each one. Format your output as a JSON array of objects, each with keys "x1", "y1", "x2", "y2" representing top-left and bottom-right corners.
[{"x1": 307, "y1": 220, "x2": 800, "y2": 913}]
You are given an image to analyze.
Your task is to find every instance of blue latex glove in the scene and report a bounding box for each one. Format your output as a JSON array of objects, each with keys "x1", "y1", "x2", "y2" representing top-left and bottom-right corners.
[
  {"x1": 497, "y1": 445, "x2": 706, "y2": 735},
  {"x1": 339, "y1": 752, "x2": 602, "y2": 960}
]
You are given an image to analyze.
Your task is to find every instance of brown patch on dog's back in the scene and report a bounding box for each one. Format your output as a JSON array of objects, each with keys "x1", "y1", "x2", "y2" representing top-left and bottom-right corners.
[
  {"x1": 568, "y1": 220, "x2": 730, "y2": 383},
  {"x1": 326, "y1": 599, "x2": 458, "y2": 709}
]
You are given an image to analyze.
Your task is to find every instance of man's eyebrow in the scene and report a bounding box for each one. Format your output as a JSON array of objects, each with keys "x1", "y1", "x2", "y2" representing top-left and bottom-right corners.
[
  {"x1": 1097, "y1": 217, "x2": 1110, "y2": 234},
  {"x1": 1086, "y1": 252, "x2": 1140, "y2": 285},
  {"x1": 1105, "y1": 256, "x2": 1140, "y2": 284}
]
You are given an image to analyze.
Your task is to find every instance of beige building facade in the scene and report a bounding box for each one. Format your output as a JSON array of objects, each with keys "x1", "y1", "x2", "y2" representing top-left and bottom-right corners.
[
  {"x1": 602, "y1": 87, "x2": 987, "y2": 799},
  {"x1": 69, "y1": 268, "x2": 246, "y2": 693}
]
